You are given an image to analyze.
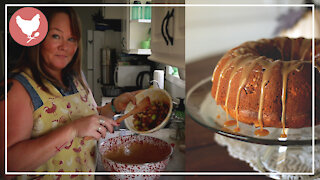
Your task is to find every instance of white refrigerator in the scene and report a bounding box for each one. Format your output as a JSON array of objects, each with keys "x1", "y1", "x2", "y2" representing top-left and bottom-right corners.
[{"x1": 86, "y1": 30, "x2": 105, "y2": 105}]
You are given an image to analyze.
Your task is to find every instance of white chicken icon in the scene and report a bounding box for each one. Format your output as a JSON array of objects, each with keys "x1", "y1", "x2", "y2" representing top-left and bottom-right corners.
[{"x1": 16, "y1": 14, "x2": 41, "y2": 43}]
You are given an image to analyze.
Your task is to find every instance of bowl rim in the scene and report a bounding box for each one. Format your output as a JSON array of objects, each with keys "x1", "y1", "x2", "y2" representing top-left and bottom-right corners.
[
  {"x1": 124, "y1": 88, "x2": 173, "y2": 134},
  {"x1": 99, "y1": 134, "x2": 174, "y2": 166}
]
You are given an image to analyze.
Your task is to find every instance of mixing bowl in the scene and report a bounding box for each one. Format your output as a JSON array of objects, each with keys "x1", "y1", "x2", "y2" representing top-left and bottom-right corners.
[
  {"x1": 124, "y1": 88, "x2": 173, "y2": 134},
  {"x1": 99, "y1": 135, "x2": 173, "y2": 180}
]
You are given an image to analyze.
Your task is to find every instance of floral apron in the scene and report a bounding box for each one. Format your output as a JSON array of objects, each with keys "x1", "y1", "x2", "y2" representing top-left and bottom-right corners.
[{"x1": 15, "y1": 69, "x2": 97, "y2": 180}]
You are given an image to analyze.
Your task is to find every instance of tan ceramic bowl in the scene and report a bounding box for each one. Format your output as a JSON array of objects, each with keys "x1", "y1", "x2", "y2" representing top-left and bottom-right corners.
[{"x1": 124, "y1": 88, "x2": 173, "y2": 134}]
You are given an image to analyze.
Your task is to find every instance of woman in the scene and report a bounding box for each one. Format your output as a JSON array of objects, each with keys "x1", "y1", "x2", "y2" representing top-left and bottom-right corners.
[{"x1": 0, "y1": 7, "x2": 138, "y2": 179}]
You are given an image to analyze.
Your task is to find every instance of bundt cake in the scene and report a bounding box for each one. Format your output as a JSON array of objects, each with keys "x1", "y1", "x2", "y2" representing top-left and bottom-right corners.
[{"x1": 211, "y1": 37, "x2": 320, "y2": 137}]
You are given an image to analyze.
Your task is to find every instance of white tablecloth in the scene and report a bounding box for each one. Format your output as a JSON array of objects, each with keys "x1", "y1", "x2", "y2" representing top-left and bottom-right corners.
[{"x1": 214, "y1": 134, "x2": 320, "y2": 180}]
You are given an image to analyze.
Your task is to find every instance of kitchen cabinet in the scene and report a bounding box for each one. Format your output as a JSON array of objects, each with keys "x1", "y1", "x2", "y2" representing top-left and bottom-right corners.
[
  {"x1": 121, "y1": 0, "x2": 152, "y2": 55},
  {"x1": 102, "y1": 0, "x2": 151, "y2": 55},
  {"x1": 102, "y1": 0, "x2": 126, "y2": 19},
  {"x1": 148, "y1": 0, "x2": 185, "y2": 69}
]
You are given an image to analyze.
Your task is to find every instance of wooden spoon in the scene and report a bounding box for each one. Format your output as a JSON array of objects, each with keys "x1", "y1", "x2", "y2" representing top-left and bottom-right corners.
[
  {"x1": 84, "y1": 96, "x2": 151, "y2": 141},
  {"x1": 115, "y1": 96, "x2": 151, "y2": 123}
]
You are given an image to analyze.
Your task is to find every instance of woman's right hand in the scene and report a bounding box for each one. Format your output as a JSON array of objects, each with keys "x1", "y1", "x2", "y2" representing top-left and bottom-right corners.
[{"x1": 70, "y1": 115, "x2": 119, "y2": 139}]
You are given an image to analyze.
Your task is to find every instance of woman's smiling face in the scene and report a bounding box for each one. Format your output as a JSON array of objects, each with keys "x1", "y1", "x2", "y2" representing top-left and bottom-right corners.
[{"x1": 40, "y1": 12, "x2": 78, "y2": 74}]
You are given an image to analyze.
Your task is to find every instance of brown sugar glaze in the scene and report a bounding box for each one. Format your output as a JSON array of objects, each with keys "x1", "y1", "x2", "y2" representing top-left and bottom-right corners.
[
  {"x1": 212, "y1": 37, "x2": 319, "y2": 137},
  {"x1": 104, "y1": 142, "x2": 171, "y2": 164}
]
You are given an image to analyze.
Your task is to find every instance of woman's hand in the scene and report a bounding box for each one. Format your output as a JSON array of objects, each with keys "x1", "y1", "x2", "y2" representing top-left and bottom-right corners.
[
  {"x1": 70, "y1": 115, "x2": 119, "y2": 139},
  {"x1": 113, "y1": 90, "x2": 142, "y2": 112}
]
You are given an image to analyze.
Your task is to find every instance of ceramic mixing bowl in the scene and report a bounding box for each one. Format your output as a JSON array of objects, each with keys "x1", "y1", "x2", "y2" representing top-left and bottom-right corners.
[
  {"x1": 124, "y1": 88, "x2": 173, "y2": 134},
  {"x1": 99, "y1": 135, "x2": 173, "y2": 180}
]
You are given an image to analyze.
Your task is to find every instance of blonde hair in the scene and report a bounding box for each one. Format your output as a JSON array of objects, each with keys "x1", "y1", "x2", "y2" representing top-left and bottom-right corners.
[{"x1": 14, "y1": 7, "x2": 88, "y2": 94}]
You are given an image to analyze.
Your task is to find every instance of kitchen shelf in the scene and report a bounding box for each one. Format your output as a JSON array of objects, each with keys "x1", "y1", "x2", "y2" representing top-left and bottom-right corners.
[
  {"x1": 130, "y1": 19, "x2": 151, "y2": 23},
  {"x1": 125, "y1": 49, "x2": 151, "y2": 55},
  {"x1": 121, "y1": 3, "x2": 152, "y2": 55}
]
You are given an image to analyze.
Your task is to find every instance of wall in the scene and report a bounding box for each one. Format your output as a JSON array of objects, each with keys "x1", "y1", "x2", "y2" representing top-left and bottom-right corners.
[
  {"x1": 73, "y1": 5, "x2": 102, "y2": 78},
  {"x1": 102, "y1": 3, "x2": 125, "y2": 55},
  {"x1": 185, "y1": 0, "x2": 305, "y2": 63}
]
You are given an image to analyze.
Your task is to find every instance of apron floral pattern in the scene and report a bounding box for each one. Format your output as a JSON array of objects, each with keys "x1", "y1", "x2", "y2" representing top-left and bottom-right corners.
[{"x1": 16, "y1": 69, "x2": 97, "y2": 180}]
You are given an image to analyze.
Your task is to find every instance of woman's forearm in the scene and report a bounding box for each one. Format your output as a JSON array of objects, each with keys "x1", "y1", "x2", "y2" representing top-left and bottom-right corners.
[
  {"x1": 98, "y1": 103, "x2": 115, "y2": 118},
  {"x1": 7, "y1": 123, "x2": 76, "y2": 172}
]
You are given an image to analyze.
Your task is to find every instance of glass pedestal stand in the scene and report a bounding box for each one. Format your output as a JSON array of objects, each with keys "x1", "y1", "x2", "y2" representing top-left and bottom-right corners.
[
  {"x1": 258, "y1": 145, "x2": 319, "y2": 180},
  {"x1": 214, "y1": 134, "x2": 320, "y2": 180}
]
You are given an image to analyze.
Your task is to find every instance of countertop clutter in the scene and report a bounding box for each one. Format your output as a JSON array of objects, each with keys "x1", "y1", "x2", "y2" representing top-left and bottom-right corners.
[{"x1": 96, "y1": 128, "x2": 185, "y2": 180}]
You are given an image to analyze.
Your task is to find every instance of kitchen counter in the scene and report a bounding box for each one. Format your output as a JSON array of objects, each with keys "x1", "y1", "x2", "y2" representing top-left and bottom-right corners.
[
  {"x1": 185, "y1": 56, "x2": 271, "y2": 180},
  {"x1": 96, "y1": 128, "x2": 185, "y2": 180}
]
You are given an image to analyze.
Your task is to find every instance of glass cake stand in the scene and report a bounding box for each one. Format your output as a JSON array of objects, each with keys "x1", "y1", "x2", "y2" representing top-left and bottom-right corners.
[{"x1": 186, "y1": 76, "x2": 319, "y2": 178}]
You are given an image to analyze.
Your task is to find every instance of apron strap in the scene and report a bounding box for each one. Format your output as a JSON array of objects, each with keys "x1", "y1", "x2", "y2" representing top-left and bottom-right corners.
[{"x1": 13, "y1": 74, "x2": 44, "y2": 111}]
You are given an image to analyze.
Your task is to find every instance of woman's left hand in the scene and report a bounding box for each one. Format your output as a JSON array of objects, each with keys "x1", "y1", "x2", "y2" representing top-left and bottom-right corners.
[{"x1": 113, "y1": 90, "x2": 142, "y2": 112}]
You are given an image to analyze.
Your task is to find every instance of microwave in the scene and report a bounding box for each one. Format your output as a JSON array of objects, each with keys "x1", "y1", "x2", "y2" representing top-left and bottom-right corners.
[{"x1": 114, "y1": 65, "x2": 150, "y2": 87}]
